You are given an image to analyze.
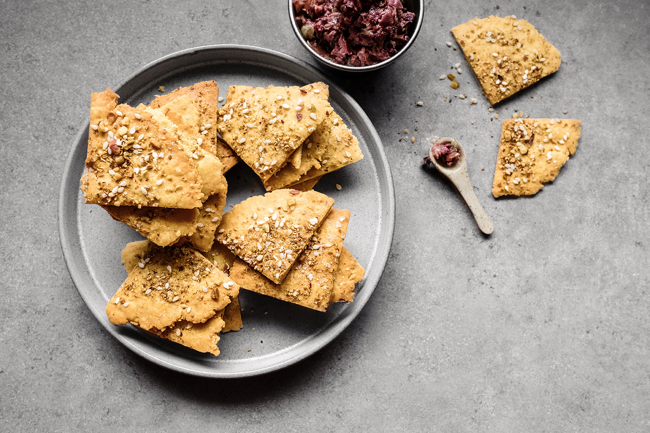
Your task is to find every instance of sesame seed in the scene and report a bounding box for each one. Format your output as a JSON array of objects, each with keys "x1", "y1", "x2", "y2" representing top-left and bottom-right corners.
[
  {"x1": 172, "y1": 296, "x2": 179, "y2": 302},
  {"x1": 109, "y1": 169, "x2": 116, "y2": 175},
  {"x1": 309, "y1": 217, "x2": 318, "y2": 225},
  {"x1": 116, "y1": 110, "x2": 123, "y2": 117},
  {"x1": 141, "y1": 187, "x2": 148, "y2": 195},
  {"x1": 114, "y1": 297, "x2": 120, "y2": 304},
  {"x1": 310, "y1": 113, "x2": 317, "y2": 120},
  {"x1": 138, "y1": 262, "x2": 144, "y2": 268},
  {"x1": 90, "y1": 124, "x2": 98, "y2": 130},
  {"x1": 167, "y1": 266, "x2": 172, "y2": 272},
  {"x1": 129, "y1": 127, "x2": 136, "y2": 134},
  {"x1": 202, "y1": 287, "x2": 208, "y2": 292},
  {"x1": 239, "y1": 137, "x2": 246, "y2": 144},
  {"x1": 145, "y1": 289, "x2": 151, "y2": 294},
  {"x1": 493, "y1": 53, "x2": 498, "y2": 57},
  {"x1": 472, "y1": 20, "x2": 478, "y2": 25},
  {"x1": 123, "y1": 302, "x2": 129, "y2": 307},
  {"x1": 446, "y1": 41, "x2": 452, "y2": 47},
  {"x1": 218, "y1": 96, "x2": 224, "y2": 102},
  {"x1": 547, "y1": 152, "x2": 552, "y2": 159},
  {"x1": 439, "y1": 75, "x2": 446, "y2": 80},
  {"x1": 187, "y1": 307, "x2": 191, "y2": 313}
]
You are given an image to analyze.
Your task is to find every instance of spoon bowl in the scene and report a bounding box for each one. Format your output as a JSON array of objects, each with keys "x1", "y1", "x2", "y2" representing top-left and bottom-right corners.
[{"x1": 428, "y1": 137, "x2": 494, "y2": 235}]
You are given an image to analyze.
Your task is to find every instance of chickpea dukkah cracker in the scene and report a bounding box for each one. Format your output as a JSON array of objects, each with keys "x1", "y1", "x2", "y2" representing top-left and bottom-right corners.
[
  {"x1": 452, "y1": 15, "x2": 561, "y2": 105},
  {"x1": 101, "y1": 85, "x2": 229, "y2": 251},
  {"x1": 262, "y1": 111, "x2": 363, "y2": 191},
  {"x1": 230, "y1": 209, "x2": 352, "y2": 312},
  {"x1": 331, "y1": 246, "x2": 365, "y2": 304},
  {"x1": 217, "y1": 83, "x2": 333, "y2": 182},
  {"x1": 121, "y1": 240, "x2": 242, "y2": 334},
  {"x1": 216, "y1": 189, "x2": 335, "y2": 285},
  {"x1": 492, "y1": 118, "x2": 581, "y2": 197},
  {"x1": 81, "y1": 89, "x2": 203, "y2": 208},
  {"x1": 107, "y1": 244, "x2": 240, "y2": 356}
]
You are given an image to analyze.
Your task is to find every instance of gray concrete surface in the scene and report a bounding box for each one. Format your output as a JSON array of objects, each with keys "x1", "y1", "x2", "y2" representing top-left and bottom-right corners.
[{"x1": 1, "y1": 0, "x2": 648, "y2": 431}]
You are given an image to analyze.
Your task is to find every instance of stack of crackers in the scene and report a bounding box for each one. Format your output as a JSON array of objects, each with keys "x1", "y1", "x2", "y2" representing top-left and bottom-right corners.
[
  {"x1": 81, "y1": 80, "x2": 366, "y2": 357},
  {"x1": 216, "y1": 189, "x2": 365, "y2": 312},
  {"x1": 217, "y1": 82, "x2": 363, "y2": 191},
  {"x1": 450, "y1": 15, "x2": 581, "y2": 196},
  {"x1": 81, "y1": 82, "x2": 231, "y2": 251}
]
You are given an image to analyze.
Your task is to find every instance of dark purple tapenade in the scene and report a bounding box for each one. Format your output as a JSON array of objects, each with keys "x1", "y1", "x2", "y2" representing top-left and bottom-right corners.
[
  {"x1": 430, "y1": 141, "x2": 461, "y2": 167},
  {"x1": 293, "y1": 0, "x2": 416, "y2": 67}
]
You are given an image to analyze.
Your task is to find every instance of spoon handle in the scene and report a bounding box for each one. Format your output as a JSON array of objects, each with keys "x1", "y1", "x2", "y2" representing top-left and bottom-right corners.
[{"x1": 449, "y1": 167, "x2": 494, "y2": 235}]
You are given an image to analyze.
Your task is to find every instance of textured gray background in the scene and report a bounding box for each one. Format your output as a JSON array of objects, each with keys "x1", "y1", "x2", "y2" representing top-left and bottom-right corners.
[{"x1": 1, "y1": 0, "x2": 648, "y2": 431}]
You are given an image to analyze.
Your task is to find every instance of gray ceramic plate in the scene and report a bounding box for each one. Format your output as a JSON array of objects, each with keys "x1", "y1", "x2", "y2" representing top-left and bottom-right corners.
[{"x1": 59, "y1": 45, "x2": 395, "y2": 378}]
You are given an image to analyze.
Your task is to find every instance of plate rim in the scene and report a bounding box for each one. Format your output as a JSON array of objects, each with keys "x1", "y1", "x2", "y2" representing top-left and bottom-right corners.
[{"x1": 59, "y1": 44, "x2": 395, "y2": 378}]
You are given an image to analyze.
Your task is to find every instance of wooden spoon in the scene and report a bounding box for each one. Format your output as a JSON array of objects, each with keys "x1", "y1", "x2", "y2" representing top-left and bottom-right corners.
[{"x1": 428, "y1": 137, "x2": 494, "y2": 235}]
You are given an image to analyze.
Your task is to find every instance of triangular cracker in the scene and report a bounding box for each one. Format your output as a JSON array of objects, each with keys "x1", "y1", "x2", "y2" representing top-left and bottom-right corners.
[
  {"x1": 452, "y1": 16, "x2": 561, "y2": 105},
  {"x1": 330, "y1": 246, "x2": 365, "y2": 304},
  {"x1": 216, "y1": 189, "x2": 335, "y2": 284},
  {"x1": 149, "y1": 81, "x2": 220, "y2": 157},
  {"x1": 217, "y1": 83, "x2": 333, "y2": 181},
  {"x1": 106, "y1": 244, "x2": 239, "y2": 332},
  {"x1": 81, "y1": 89, "x2": 203, "y2": 208},
  {"x1": 230, "y1": 209, "x2": 350, "y2": 312},
  {"x1": 492, "y1": 118, "x2": 581, "y2": 197},
  {"x1": 264, "y1": 111, "x2": 363, "y2": 190}
]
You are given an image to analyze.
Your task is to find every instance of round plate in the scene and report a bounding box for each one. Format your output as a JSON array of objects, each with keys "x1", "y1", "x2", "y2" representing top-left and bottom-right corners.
[{"x1": 59, "y1": 45, "x2": 395, "y2": 377}]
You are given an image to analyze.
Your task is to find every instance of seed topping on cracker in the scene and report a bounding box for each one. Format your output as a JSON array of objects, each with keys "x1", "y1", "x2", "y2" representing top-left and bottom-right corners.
[
  {"x1": 492, "y1": 118, "x2": 581, "y2": 197},
  {"x1": 216, "y1": 189, "x2": 334, "y2": 284},
  {"x1": 452, "y1": 16, "x2": 561, "y2": 105}
]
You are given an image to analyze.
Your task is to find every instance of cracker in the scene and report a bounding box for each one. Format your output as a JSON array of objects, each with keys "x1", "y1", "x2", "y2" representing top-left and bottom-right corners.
[
  {"x1": 181, "y1": 169, "x2": 228, "y2": 252},
  {"x1": 106, "y1": 244, "x2": 239, "y2": 332},
  {"x1": 154, "y1": 314, "x2": 226, "y2": 356},
  {"x1": 104, "y1": 205, "x2": 198, "y2": 247},
  {"x1": 217, "y1": 83, "x2": 333, "y2": 181},
  {"x1": 330, "y1": 246, "x2": 365, "y2": 304},
  {"x1": 121, "y1": 240, "x2": 242, "y2": 333},
  {"x1": 81, "y1": 89, "x2": 203, "y2": 208},
  {"x1": 452, "y1": 16, "x2": 561, "y2": 105},
  {"x1": 291, "y1": 175, "x2": 322, "y2": 192},
  {"x1": 200, "y1": 242, "x2": 242, "y2": 332},
  {"x1": 492, "y1": 118, "x2": 581, "y2": 197},
  {"x1": 230, "y1": 209, "x2": 350, "y2": 312},
  {"x1": 217, "y1": 136, "x2": 240, "y2": 173},
  {"x1": 264, "y1": 112, "x2": 363, "y2": 190},
  {"x1": 144, "y1": 106, "x2": 223, "y2": 199},
  {"x1": 221, "y1": 295, "x2": 243, "y2": 333},
  {"x1": 102, "y1": 157, "x2": 226, "y2": 249},
  {"x1": 121, "y1": 240, "x2": 150, "y2": 273},
  {"x1": 216, "y1": 189, "x2": 334, "y2": 284},
  {"x1": 149, "y1": 81, "x2": 220, "y2": 157}
]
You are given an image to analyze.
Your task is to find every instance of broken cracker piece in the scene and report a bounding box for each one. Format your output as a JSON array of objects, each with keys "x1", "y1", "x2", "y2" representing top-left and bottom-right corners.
[
  {"x1": 330, "y1": 246, "x2": 365, "y2": 304},
  {"x1": 230, "y1": 209, "x2": 350, "y2": 312},
  {"x1": 122, "y1": 240, "x2": 243, "y2": 333},
  {"x1": 263, "y1": 111, "x2": 363, "y2": 191},
  {"x1": 216, "y1": 137, "x2": 240, "y2": 173},
  {"x1": 217, "y1": 83, "x2": 332, "y2": 181},
  {"x1": 81, "y1": 89, "x2": 203, "y2": 208},
  {"x1": 452, "y1": 16, "x2": 561, "y2": 105},
  {"x1": 216, "y1": 189, "x2": 334, "y2": 284},
  {"x1": 492, "y1": 118, "x2": 581, "y2": 197},
  {"x1": 291, "y1": 175, "x2": 322, "y2": 192},
  {"x1": 106, "y1": 244, "x2": 239, "y2": 332},
  {"x1": 150, "y1": 81, "x2": 220, "y2": 157}
]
